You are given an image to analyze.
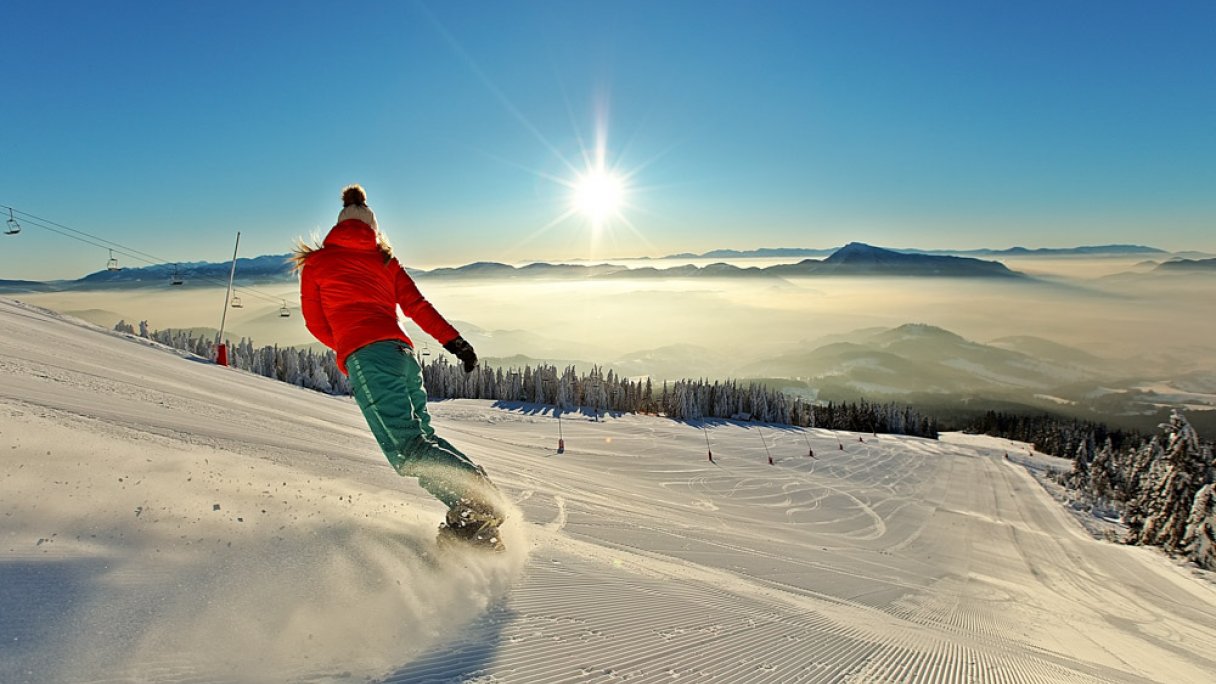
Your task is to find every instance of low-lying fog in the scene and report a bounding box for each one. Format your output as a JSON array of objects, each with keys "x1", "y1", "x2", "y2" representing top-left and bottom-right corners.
[{"x1": 13, "y1": 256, "x2": 1214, "y2": 380}]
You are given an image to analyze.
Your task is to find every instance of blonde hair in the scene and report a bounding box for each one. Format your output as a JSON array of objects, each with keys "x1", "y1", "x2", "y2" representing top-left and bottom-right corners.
[{"x1": 289, "y1": 234, "x2": 322, "y2": 273}]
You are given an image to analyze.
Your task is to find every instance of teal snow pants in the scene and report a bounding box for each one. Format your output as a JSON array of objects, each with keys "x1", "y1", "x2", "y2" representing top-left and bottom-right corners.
[{"x1": 346, "y1": 340, "x2": 489, "y2": 508}]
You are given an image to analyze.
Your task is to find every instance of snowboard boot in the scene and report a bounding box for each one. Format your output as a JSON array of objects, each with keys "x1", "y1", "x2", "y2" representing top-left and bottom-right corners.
[{"x1": 436, "y1": 497, "x2": 506, "y2": 552}]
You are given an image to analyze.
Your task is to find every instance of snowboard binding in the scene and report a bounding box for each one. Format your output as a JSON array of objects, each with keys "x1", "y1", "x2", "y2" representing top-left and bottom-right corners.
[{"x1": 437, "y1": 497, "x2": 506, "y2": 552}]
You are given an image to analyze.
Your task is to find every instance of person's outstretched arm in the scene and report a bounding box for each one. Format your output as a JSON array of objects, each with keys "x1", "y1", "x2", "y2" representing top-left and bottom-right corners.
[{"x1": 392, "y1": 260, "x2": 460, "y2": 345}]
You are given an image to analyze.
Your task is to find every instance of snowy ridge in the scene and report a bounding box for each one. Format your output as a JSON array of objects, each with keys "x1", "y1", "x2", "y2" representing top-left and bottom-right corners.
[{"x1": 3, "y1": 297, "x2": 1216, "y2": 683}]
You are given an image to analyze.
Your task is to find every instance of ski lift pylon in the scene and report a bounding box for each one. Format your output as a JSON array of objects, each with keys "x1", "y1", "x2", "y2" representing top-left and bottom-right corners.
[
  {"x1": 106, "y1": 249, "x2": 121, "y2": 271},
  {"x1": 4, "y1": 209, "x2": 19, "y2": 235}
]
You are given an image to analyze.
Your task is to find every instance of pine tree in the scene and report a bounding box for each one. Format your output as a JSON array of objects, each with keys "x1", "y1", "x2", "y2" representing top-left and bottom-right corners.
[
  {"x1": 1182, "y1": 484, "x2": 1216, "y2": 570},
  {"x1": 1132, "y1": 412, "x2": 1212, "y2": 550},
  {"x1": 1068, "y1": 439, "x2": 1092, "y2": 490},
  {"x1": 1088, "y1": 437, "x2": 1117, "y2": 504}
]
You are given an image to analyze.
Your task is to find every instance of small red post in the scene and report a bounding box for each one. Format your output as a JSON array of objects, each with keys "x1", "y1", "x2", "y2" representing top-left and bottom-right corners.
[
  {"x1": 216, "y1": 342, "x2": 228, "y2": 367},
  {"x1": 557, "y1": 438, "x2": 565, "y2": 454}
]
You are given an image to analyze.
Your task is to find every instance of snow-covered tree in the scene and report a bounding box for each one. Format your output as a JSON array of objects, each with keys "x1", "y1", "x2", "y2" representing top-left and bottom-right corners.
[
  {"x1": 1183, "y1": 484, "x2": 1216, "y2": 570},
  {"x1": 309, "y1": 360, "x2": 332, "y2": 393},
  {"x1": 1088, "y1": 437, "x2": 1117, "y2": 504},
  {"x1": 555, "y1": 365, "x2": 576, "y2": 410},
  {"x1": 1131, "y1": 411, "x2": 1212, "y2": 551},
  {"x1": 1067, "y1": 436, "x2": 1094, "y2": 489}
]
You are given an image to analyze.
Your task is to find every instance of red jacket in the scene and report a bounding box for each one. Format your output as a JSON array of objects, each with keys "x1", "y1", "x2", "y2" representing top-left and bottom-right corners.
[{"x1": 299, "y1": 219, "x2": 460, "y2": 373}]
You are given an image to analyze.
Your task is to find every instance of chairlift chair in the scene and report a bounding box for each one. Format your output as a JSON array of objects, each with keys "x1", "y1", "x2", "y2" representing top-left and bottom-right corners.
[
  {"x1": 4, "y1": 209, "x2": 19, "y2": 235},
  {"x1": 230, "y1": 295, "x2": 243, "y2": 309},
  {"x1": 279, "y1": 301, "x2": 290, "y2": 318},
  {"x1": 170, "y1": 264, "x2": 184, "y2": 286},
  {"x1": 106, "y1": 249, "x2": 121, "y2": 271}
]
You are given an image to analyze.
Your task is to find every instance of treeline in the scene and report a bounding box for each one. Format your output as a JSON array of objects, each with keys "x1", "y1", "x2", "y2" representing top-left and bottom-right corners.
[
  {"x1": 114, "y1": 321, "x2": 351, "y2": 395},
  {"x1": 966, "y1": 410, "x2": 1142, "y2": 459},
  {"x1": 115, "y1": 321, "x2": 937, "y2": 438},
  {"x1": 968, "y1": 407, "x2": 1214, "y2": 570},
  {"x1": 422, "y1": 356, "x2": 939, "y2": 438}
]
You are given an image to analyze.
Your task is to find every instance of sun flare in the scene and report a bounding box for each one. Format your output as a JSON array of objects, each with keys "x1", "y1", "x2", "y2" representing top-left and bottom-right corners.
[{"x1": 571, "y1": 168, "x2": 625, "y2": 225}]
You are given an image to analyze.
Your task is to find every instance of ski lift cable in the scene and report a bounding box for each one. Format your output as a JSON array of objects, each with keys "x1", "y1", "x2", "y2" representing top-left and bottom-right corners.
[
  {"x1": 3, "y1": 214, "x2": 140, "y2": 260},
  {"x1": 3, "y1": 204, "x2": 173, "y2": 264},
  {"x1": 0, "y1": 203, "x2": 297, "y2": 307},
  {"x1": 11, "y1": 212, "x2": 287, "y2": 306},
  {"x1": 10, "y1": 213, "x2": 240, "y2": 291}
]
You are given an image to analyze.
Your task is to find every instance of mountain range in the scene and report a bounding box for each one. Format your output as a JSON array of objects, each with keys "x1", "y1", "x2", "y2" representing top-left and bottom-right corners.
[
  {"x1": 3, "y1": 243, "x2": 1029, "y2": 291},
  {"x1": 663, "y1": 244, "x2": 1168, "y2": 259}
]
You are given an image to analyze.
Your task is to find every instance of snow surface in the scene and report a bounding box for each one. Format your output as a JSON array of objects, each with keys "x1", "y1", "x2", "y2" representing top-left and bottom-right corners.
[{"x1": 3, "y1": 297, "x2": 1216, "y2": 683}]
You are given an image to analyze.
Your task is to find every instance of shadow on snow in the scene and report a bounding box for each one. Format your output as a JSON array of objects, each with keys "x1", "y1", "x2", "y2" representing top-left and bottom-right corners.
[{"x1": 379, "y1": 598, "x2": 516, "y2": 684}]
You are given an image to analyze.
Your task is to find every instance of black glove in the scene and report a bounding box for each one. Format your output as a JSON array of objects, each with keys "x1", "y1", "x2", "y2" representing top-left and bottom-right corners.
[{"x1": 444, "y1": 336, "x2": 478, "y2": 373}]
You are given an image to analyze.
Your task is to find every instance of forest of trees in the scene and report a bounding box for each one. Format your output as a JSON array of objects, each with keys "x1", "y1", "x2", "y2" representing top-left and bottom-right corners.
[
  {"x1": 965, "y1": 410, "x2": 1143, "y2": 460},
  {"x1": 114, "y1": 322, "x2": 938, "y2": 439},
  {"x1": 968, "y1": 408, "x2": 1215, "y2": 570}
]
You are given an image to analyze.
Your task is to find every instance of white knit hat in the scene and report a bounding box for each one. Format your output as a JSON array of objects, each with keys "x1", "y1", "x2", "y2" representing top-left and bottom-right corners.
[{"x1": 337, "y1": 184, "x2": 378, "y2": 229}]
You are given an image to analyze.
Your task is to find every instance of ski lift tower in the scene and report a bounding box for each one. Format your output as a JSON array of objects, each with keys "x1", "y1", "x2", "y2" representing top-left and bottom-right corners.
[
  {"x1": 590, "y1": 378, "x2": 602, "y2": 422},
  {"x1": 215, "y1": 232, "x2": 240, "y2": 366},
  {"x1": 544, "y1": 375, "x2": 565, "y2": 453}
]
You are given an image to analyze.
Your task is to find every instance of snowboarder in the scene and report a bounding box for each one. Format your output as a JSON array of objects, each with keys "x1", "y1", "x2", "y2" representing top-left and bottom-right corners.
[{"x1": 293, "y1": 184, "x2": 505, "y2": 551}]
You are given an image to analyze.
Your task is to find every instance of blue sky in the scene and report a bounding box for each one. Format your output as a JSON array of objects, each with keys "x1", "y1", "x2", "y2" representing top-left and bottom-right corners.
[{"x1": 2, "y1": 0, "x2": 1214, "y2": 279}]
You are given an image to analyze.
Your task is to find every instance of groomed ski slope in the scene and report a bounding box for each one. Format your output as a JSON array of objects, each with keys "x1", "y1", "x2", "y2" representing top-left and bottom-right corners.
[{"x1": 1, "y1": 297, "x2": 1215, "y2": 683}]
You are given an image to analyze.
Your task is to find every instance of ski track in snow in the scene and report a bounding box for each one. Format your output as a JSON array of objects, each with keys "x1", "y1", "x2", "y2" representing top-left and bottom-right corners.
[{"x1": 2, "y1": 297, "x2": 1216, "y2": 683}]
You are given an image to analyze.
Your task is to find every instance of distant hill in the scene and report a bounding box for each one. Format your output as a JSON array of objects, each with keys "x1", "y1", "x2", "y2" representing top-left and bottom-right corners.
[
  {"x1": 7, "y1": 242, "x2": 1160, "y2": 292},
  {"x1": 1155, "y1": 258, "x2": 1216, "y2": 273},
  {"x1": 766, "y1": 243, "x2": 1024, "y2": 278},
  {"x1": 738, "y1": 323, "x2": 1096, "y2": 394},
  {"x1": 665, "y1": 244, "x2": 1167, "y2": 259},
  {"x1": 61, "y1": 254, "x2": 296, "y2": 289},
  {"x1": 0, "y1": 279, "x2": 58, "y2": 293},
  {"x1": 610, "y1": 343, "x2": 738, "y2": 380},
  {"x1": 665, "y1": 247, "x2": 837, "y2": 259},
  {"x1": 986, "y1": 335, "x2": 1112, "y2": 372},
  {"x1": 906, "y1": 244, "x2": 1167, "y2": 257}
]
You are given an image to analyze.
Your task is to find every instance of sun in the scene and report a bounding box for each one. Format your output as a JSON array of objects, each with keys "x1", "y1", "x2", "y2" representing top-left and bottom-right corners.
[{"x1": 571, "y1": 168, "x2": 625, "y2": 225}]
